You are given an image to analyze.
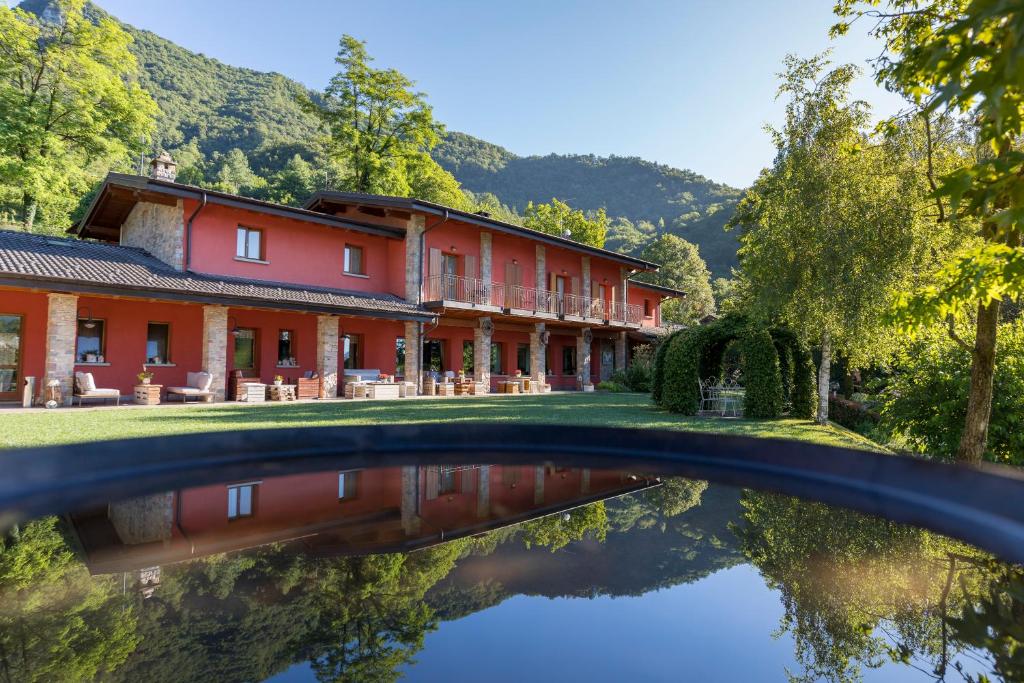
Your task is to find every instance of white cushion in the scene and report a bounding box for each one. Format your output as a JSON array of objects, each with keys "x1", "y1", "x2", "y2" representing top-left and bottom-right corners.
[
  {"x1": 187, "y1": 371, "x2": 213, "y2": 391},
  {"x1": 168, "y1": 386, "x2": 207, "y2": 395},
  {"x1": 80, "y1": 388, "x2": 118, "y2": 397},
  {"x1": 75, "y1": 372, "x2": 96, "y2": 392}
]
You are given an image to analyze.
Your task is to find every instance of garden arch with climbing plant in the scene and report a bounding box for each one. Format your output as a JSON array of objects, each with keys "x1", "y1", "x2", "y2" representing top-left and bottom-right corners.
[{"x1": 652, "y1": 315, "x2": 817, "y2": 419}]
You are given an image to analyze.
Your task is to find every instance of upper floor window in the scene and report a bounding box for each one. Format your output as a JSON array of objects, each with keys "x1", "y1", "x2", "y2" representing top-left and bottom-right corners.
[
  {"x1": 344, "y1": 244, "x2": 364, "y2": 275},
  {"x1": 338, "y1": 470, "x2": 359, "y2": 500},
  {"x1": 644, "y1": 299, "x2": 652, "y2": 317},
  {"x1": 76, "y1": 318, "x2": 105, "y2": 363},
  {"x1": 227, "y1": 482, "x2": 257, "y2": 519},
  {"x1": 147, "y1": 322, "x2": 170, "y2": 363},
  {"x1": 236, "y1": 227, "x2": 263, "y2": 260}
]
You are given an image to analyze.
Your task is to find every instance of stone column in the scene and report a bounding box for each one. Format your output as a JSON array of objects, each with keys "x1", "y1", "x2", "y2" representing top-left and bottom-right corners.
[
  {"x1": 533, "y1": 466, "x2": 545, "y2": 505},
  {"x1": 529, "y1": 323, "x2": 546, "y2": 386},
  {"x1": 480, "y1": 232, "x2": 492, "y2": 283},
  {"x1": 535, "y1": 244, "x2": 546, "y2": 292},
  {"x1": 201, "y1": 305, "x2": 228, "y2": 401},
  {"x1": 108, "y1": 492, "x2": 174, "y2": 544},
  {"x1": 316, "y1": 315, "x2": 339, "y2": 398},
  {"x1": 401, "y1": 466, "x2": 421, "y2": 535},
  {"x1": 581, "y1": 468, "x2": 591, "y2": 494},
  {"x1": 581, "y1": 256, "x2": 591, "y2": 302},
  {"x1": 44, "y1": 293, "x2": 77, "y2": 405},
  {"x1": 405, "y1": 215, "x2": 425, "y2": 303},
  {"x1": 473, "y1": 318, "x2": 492, "y2": 388},
  {"x1": 620, "y1": 267, "x2": 630, "y2": 313},
  {"x1": 615, "y1": 331, "x2": 628, "y2": 371},
  {"x1": 476, "y1": 465, "x2": 490, "y2": 518},
  {"x1": 403, "y1": 321, "x2": 421, "y2": 392},
  {"x1": 577, "y1": 328, "x2": 592, "y2": 390}
]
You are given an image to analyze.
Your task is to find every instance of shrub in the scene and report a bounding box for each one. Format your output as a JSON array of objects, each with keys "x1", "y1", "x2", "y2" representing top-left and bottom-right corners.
[
  {"x1": 597, "y1": 380, "x2": 627, "y2": 392},
  {"x1": 652, "y1": 330, "x2": 681, "y2": 404},
  {"x1": 828, "y1": 395, "x2": 880, "y2": 430},
  {"x1": 880, "y1": 320, "x2": 1024, "y2": 465},
  {"x1": 790, "y1": 343, "x2": 818, "y2": 419},
  {"x1": 739, "y1": 327, "x2": 784, "y2": 419},
  {"x1": 662, "y1": 328, "x2": 706, "y2": 414},
  {"x1": 625, "y1": 344, "x2": 654, "y2": 392}
]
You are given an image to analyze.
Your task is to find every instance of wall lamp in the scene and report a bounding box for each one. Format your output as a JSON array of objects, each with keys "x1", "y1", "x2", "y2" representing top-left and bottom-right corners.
[
  {"x1": 77, "y1": 307, "x2": 96, "y2": 329},
  {"x1": 227, "y1": 316, "x2": 241, "y2": 337}
]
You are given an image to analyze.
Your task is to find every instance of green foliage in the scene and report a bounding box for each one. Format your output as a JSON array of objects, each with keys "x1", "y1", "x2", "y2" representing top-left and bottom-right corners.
[
  {"x1": 650, "y1": 330, "x2": 679, "y2": 404},
  {"x1": 739, "y1": 327, "x2": 784, "y2": 419},
  {"x1": 517, "y1": 503, "x2": 609, "y2": 552},
  {"x1": 879, "y1": 320, "x2": 1024, "y2": 465},
  {"x1": 0, "y1": 0, "x2": 157, "y2": 231},
  {"x1": 790, "y1": 342, "x2": 818, "y2": 420},
  {"x1": 636, "y1": 234, "x2": 716, "y2": 324},
  {"x1": 597, "y1": 380, "x2": 627, "y2": 393},
  {"x1": 624, "y1": 343, "x2": 655, "y2": 393},
  {"x1": 522, "y1": 197, "x2": 608, "y2": 248},
  {"x1": 661, "y1": 328, "x2": 705, "y2": 414}
]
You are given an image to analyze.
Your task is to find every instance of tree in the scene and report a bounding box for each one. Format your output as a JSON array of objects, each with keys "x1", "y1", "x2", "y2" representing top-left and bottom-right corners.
[
  {"x1": 729, "y1": 55, "x2": 931, "y2": 424},
  {"x1": 0, "y1": 0, "x2": 157, "y2": 231},
  {"x1": 211, "y1": 148, "x2": 265, "y2": 196},
  {"x1": 300, "y1": 35, "x2": 444, "y2": 195},
  {"x1": 522, "y1": 198, "x2": 608, "y2": 247},
  {"x1": 832, "y1": 1, "x2": 1024, "y2": 463},
  {"x1": 636, "y1": 234, "x2": 716, "y2": 324},
  {"x1": 264, "y1": 154, "x2": 316, "y2": 206}
]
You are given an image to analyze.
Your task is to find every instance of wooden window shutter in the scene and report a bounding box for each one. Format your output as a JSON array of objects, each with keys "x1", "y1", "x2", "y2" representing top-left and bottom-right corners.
[
  {"x1": 549, "y1": 272, "x2": 556, "y2": 292},
  {"x1": 513, "y1": 263, "x2": 523, "y2": 286},
  {"x1": 505, "y1": 261, "x2": 516, "y2": 287},
  {"x1": 466, "y1": 254, "x2": 478, "y2": 280},
  {"x1": 429, "y1": 248, "x2": 442, "y2": 277},
  {"x1": 425, "y1": 467, "x2": 440, "y2": 500},
  {"x1": 571, "y1": 277, "x2": 580, "y2": 297},
  {"x1": 591, "y1": 281, "x2": 600, "y2": 299}
]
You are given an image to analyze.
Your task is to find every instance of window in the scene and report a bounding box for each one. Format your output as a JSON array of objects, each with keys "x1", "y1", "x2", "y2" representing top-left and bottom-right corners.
[
  {"x1": 490, "y1": 342, "x2": 504, "y2": 375},
  {"x1": 644, "y1": 299, "x2": 652, "y2": 317},
  {"x1": 343, "y1": 244, "x2": 364, "y2": 275},
  {"x1": 277, "y1": 329, "x2": 295, "y2": 366},
  {"x1": 233, "y1": 328, "x2": 256, "y2": 370},
  {"x1": 227, "y1": 483, "x2": 256, "y2": 519},
  {"x1": 462, "y1": 341, "x2": 474, "y2": 374},
  {"x1": 516, "y1": 343, "x2": 530, "y2": 375},
  {"x1": 562, "y1": 346, "x2": 577, "y2": 375},
  {"x1": 423, "y1": 339, "x2": 444, "y2": 373},
  {"x1": 146, "y1": 323, "x2": 170, "y2": 364},
  {"x1": 338, "y1": 471, "x2": 359, "y2": 500},
  {"x1": 396, "y1": 338, "x2": 406, "y2": 377},
  {"x1": 438, "y1": 466, "x2": 457, "y2": 495},
  {"x1": 236, "y1": 227, "x2": 262, "y2": 260},
  {"x1": 343, "y1": 334, "x2": 362, "y2": 369},
  {"x1": 76, "y1": 319, "x2": 105, "y2": 362}
]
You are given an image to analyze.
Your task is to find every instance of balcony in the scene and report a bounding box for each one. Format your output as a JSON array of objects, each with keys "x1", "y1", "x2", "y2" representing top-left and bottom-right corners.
[{"x1": 424, "y1": 274, "x2": 643, "y2": 326}]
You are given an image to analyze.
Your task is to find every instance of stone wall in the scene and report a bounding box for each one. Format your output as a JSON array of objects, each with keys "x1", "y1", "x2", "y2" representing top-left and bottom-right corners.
[
  {"x1": 201, "y1": 305, "x2": 227, "y2": 401},
  {"x1": 403, "y1": 321, "x2": 420, "y2": 391},
  {"x1": 44, "y1": 293, "x2": 78, "y2": 405},
  {"x1": 535, "y1": 244, "x2": 546, "y2": 291},
  {"x1": 577, "y1": 329, "x2": 592, "y2": 388},
  {"x1": 530, "y1": 323, "x2": 547, "y2": 383},
  {"x1": 108, "y1": 492, "x2": 174, "y2": 544},
  {"x1": 473, "y1": 318, "x2": 492, "y2": 386},
  {"x1": 121, "y1": 200, "x2": 185, "y2": 270},
  {"x1": 405, "y1": 215, "x2": 425, "y2": 303},
  {"x1": 480, "y1": 232, "x2": 492, "y2": 283},
  {"x1": 317, "y1": 315, "x2": 339, "y2": 398},
  {"x1": 615, "y1": 331, "x2": 627, "y2": 370}
]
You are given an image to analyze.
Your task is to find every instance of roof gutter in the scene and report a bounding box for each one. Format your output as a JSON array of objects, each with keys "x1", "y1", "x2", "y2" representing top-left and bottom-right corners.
[{"x1": 184, "y1": 190, "x2": 207, "y2": 271}]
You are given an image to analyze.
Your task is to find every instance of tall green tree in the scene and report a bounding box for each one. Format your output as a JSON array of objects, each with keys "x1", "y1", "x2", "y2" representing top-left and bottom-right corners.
[
  {"x1": 730, "y1": 55, "x2": 932, "y2": 424},
  {"x1": 0, "y1": 0, "x2": 156, "y2": 231},
  {"x1": 522, "y1": 197, "x2": 608, "y2": 248},
  {"x1": 832, "y1": 0, "x2": 1024, "y2": 463},
  {"x1": 636, "y1": 234, "x2": 716, "y2": 324},
  {"x1": 300, "y1": 34, "x2": 444, "y2": 196}
]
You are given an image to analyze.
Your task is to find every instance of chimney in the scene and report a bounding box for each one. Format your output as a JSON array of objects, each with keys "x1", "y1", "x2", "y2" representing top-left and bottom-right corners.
[{"x1": 149, "y1": 152, "x2": 177, "y2": 182}]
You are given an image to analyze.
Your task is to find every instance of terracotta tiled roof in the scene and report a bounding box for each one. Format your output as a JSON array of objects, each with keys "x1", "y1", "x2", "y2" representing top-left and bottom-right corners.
[{"x1": 0, "y1": 230, "x2": 431, "y2": 320}]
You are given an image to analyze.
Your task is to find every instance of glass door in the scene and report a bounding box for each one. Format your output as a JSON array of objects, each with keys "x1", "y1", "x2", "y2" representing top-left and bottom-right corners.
[{"x1": 0, "y1": 315, "x2": 23, "y2": 401}]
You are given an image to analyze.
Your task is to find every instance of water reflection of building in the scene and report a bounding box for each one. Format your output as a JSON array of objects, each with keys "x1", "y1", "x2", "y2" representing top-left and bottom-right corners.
[{"x1": 69, "y1": 465, "x2": 656, "y2": 574}]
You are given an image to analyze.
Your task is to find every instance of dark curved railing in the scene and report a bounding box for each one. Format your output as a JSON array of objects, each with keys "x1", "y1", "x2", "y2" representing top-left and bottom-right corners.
[{"x1": 2, "y1": 425, "x2": 1024, "y2": 563}]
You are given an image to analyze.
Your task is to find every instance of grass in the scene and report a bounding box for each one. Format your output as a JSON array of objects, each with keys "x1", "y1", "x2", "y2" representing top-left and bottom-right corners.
[{"x1": 0, "y1": 392, "x2": 882, "y2": 452}]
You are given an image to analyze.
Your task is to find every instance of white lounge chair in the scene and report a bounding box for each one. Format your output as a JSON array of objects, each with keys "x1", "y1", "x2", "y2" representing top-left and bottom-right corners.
[
  {"x1": 167, "y1": 371, "x2": 215, "y2": 403},
  {"x1": 73, "y1": 372, "x2": 120, "y2": 406}
]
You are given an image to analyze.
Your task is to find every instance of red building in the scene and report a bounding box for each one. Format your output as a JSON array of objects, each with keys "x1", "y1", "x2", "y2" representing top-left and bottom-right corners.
[{"x1": 0, "y1": 156, "x2": 682, "y2": 404}]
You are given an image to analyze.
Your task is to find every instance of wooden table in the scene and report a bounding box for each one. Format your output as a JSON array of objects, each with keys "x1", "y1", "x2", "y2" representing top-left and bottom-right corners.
[
  {"x1": 240, "y1": 383, "x2": 266, "y2": 402},
  {"x1": 366, "y1": 382, "x2": 401, "y2": 400},
  {"x1": 267, "y1": 384, "x2": 297, "y2": 401},
  {"x1": 133, "y1": 384, "x2": 162, "y2": 405}
]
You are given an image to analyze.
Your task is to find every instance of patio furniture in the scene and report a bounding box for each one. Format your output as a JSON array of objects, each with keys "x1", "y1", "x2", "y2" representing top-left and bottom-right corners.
[
  {"x1": 167, "y1": 371, "x2": 215, "y2": 403},
  {"x1": 435, "y1": 382, "x2": 455, "y2": 397},
  {"x1": 296, "y1": 372, "x2": 320, "y2": 400},
  {"x1": 73, "y1": 372, "x2": 120, "y2": 406},
  {"x1": 719, "y1": 381, "x2": 745, "y2": 417},
  {"x1": 698, "y1": 378, "x2": 718, "y2": 414},
  {"x1": 239, "y1": 383, "x2": 266, "y2": 403},
  {"x1": 231, "y1": 370, "x2": 262, "y2": 400},
  {"x1": 423, "y1": 377, "x2": 437, "y2": 396},
  {"x1": 267, "y1": 384, "x2": 297, "y2": 401},
  {"x1": 133, "y1": 384, "x2": 163, "y2": 405},
  {"x1": 399, "y1": 381, "x2": 417, "y2": 397},
  {"x1": 344, "y1": 382, "x2": 367, "y2": 399},
  {"x1": 366, "y1": 382, "x2": 401, "y2": 400}
]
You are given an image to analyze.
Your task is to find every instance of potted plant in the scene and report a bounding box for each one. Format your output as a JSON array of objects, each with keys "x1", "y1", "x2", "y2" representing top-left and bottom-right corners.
[
  {"x1": 273, "y1": 374, "x2": 284, "y2": 386},
  {"x1": 514, "y1": 368, "x2": 523, "y2": 378},
  {"x1": 137, "y1": 369, "x2": 154, "y2": 385}
]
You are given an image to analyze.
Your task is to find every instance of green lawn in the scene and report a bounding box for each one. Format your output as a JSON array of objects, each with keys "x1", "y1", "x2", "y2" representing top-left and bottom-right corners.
[{"x1": 0, "y1": 392, "x2": 881, "y2": 452}]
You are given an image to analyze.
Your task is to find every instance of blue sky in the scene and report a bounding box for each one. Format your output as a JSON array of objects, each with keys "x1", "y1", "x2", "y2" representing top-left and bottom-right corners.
[{"x1": 85, "y1": 1, "x2": 904, "y2": 188}]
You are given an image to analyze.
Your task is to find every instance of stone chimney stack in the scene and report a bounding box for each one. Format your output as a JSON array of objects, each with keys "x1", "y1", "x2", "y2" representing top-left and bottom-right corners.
[{"x1": 149, "y1": 152, "x2": 177, "y2": 182}]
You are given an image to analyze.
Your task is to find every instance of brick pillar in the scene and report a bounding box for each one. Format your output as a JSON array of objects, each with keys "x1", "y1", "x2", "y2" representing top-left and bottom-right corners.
[
  {"x1": 477, "y1": 465, "x2": 490, "y2": 518},
  {"x1": 317, "y1": 315, "x2": 339, "y2": 398},
  {"x1": 529, "y1": 323, "x2": 546, "y2": 385},
  {"x1": 44, "y1": 293, "x2": 77, "y2": 405},
  {"x1": 405, "y1": 215, "x2": 425, "y2": 303},
  {"x1": 480, "y1": 232, "x2": 492, "y2": 284},
  {"x1": 401, "y1": 466, "x2": 421, "y2": 535},
  {"x1": 615, "y1": 331, "x2": 628, "y2": 371},
  {"x1": 577, "y1": 328, "x2": 592, "y2": 389},
  {"x1": 474, "y1": 317, "x2": 492, "y2": 388},
  {"x1": 201, "y1": 305, "x2": 228, "y2": 401},
  {"x1": 620, "y1": 267, "x2": 630, "y2": 312},
  {"x1": 404, "y1": 321, "x2": 421, "y2": 392},
  {"x1": 535, "y1": 244, "x2": 546, "y2": 292},
  {"x1": 534, "y1": 466, "x2": 545, "y2": 505},
  {"x1": 581, "y1": 256, "x2": 591, "y2": 303}
]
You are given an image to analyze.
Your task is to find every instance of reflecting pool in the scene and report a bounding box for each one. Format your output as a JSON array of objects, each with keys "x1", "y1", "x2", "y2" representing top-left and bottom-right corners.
[{"x1": 1, "y1": 462, "x2": 1021, "y2": 682}]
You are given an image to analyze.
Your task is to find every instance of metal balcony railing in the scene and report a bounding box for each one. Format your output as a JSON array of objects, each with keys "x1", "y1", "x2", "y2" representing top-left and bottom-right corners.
[{"x1": 424, "y1": 274, "x2": 644, "y2": 324}]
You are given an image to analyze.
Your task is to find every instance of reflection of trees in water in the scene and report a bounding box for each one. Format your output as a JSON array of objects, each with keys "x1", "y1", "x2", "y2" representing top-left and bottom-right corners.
[
  {"x1": 0, "y1": 518, "x2": 138, "y2": 683},
  {"x1": 609, "y1": 478, "x2": 709, "y2": 533},
  {"x1": 736, "y1": 491, "x2": 1020, "y2": 683}
]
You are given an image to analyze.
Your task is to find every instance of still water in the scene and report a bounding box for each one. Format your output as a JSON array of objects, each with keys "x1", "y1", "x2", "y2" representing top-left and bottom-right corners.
[{"x1": 1, "y1": 462, "x2": 1020, "y2": 682}]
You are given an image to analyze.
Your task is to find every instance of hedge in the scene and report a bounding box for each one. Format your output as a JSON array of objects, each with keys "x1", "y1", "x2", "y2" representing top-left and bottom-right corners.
[
  {"x1": 791, "y1": 343, "x2": 818, "y2": 419},
  {"x1": 739, "y1": 327, "x2": 784, "y2": 418}
]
